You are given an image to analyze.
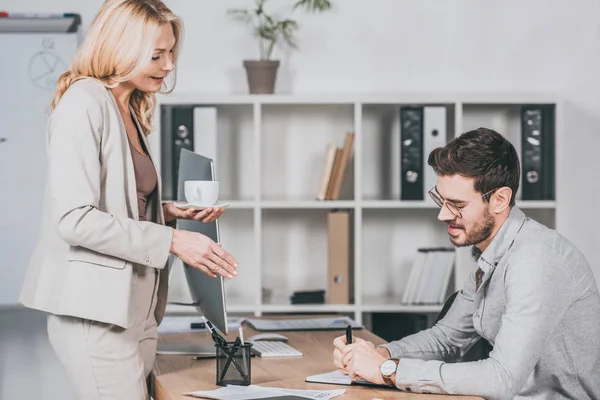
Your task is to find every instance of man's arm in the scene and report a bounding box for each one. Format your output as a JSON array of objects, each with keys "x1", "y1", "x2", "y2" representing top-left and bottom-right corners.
[
  {"x1": 381, "y1": 271, "x2": 481, "y2": 362},
  {"x1": 389, "y1": 250, "x2": 574, "y2": 400}
]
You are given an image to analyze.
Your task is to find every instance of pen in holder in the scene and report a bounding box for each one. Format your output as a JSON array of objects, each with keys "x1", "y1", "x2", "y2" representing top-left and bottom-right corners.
[{"x1": 215, "y1": 337, "x2": 252, "y2": 386}]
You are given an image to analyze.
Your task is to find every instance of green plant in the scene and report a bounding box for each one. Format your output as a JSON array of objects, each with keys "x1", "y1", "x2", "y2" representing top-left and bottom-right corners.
[{"x1": 227, "y1": 0, "x2": 333, "y2": 61}]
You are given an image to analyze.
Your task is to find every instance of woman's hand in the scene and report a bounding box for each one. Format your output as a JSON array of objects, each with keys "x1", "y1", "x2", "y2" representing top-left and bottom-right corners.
[
  {"x1": 169, "y1": 229, "x2": 238, "y2": 279},
  {"x1": 163, "y1": 202, "x2": 224, "y2": 224}
]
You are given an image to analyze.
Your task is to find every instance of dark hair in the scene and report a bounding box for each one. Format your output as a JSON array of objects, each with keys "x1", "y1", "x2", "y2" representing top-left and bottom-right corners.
[{"x1": 427, "y1": 127, "x2": 520, "y2": 206}]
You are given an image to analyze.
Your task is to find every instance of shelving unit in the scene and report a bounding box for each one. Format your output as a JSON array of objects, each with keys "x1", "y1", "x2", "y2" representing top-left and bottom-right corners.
[{"x1": 153, "y1": 93, "x2": 560, "y2": 326}]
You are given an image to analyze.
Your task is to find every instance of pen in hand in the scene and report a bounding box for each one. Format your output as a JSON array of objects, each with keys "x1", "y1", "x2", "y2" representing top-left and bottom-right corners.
[{"x1": 346, "y1": 324, "x2": 352, "y2": 345}]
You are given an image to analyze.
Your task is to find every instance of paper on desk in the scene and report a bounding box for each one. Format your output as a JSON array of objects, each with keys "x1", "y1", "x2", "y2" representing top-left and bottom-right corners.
[
  {"x1": 305, "y1": 370, "x2": 353, "y2": 385},
  {"x1": 306, "y1": 370, "x2": 381, "y2": 387},
  {"x1": 186, "y1": 384, "x2": 345, "y2": 399},
  {"x1": 158, "y1": 316, "x2": 247, "y2": 334}
]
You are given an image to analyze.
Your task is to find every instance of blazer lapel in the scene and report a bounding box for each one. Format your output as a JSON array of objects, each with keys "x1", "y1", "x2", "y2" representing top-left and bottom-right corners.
[{"x1": 106, "y1": 90, "x2": 139, "y2": 222}]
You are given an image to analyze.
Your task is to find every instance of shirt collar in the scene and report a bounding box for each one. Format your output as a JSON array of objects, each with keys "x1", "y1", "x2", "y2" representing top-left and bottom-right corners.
[{"x1": 476, "y1": 206, "x2": 527, "y2": 273}]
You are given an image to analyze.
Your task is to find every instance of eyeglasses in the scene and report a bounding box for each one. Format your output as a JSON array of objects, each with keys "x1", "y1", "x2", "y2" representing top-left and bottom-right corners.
[{"x1": 428, "y1": 187, "x2": 498, "y2": 219}]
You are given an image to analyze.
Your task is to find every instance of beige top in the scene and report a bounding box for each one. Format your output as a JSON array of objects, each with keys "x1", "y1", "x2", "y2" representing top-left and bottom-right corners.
[{"x1": 128, "y1": 131, "x2": 157, "y2": 221}]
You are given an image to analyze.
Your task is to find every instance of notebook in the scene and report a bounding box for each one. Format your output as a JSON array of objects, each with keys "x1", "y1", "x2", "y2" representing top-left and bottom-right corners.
[{"x1": 305, "y1": 370, "x2": 389, "y2": 388}]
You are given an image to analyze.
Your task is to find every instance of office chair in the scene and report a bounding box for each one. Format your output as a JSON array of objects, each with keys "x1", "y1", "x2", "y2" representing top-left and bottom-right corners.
[
  {"x1": 434, "y1": 291, "x2": 493, "y2": 362},
  {"x1": 434, "y1": 291, "x2": 459, "y2": 324}
]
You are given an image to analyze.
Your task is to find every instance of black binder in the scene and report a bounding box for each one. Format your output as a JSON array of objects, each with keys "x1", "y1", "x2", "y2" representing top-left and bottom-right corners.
[
  {"x1": 400, "y1": 107, "x2": 424, "y2": 200},
  {"x1": 521, "y1": 106, "x2": 555, "y2": 200},
  {"x1": 160, "y1": 105, "x2": 195, "y2": 200}
]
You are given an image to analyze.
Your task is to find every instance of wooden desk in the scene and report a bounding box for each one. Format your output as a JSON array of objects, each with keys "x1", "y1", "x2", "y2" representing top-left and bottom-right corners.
[{"x1": 151, "y1": 322, "x2": 482, "y2": 400}]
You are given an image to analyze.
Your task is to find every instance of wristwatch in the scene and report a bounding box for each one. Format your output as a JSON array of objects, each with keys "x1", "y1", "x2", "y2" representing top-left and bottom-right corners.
[{"x1": 379, "y1": 358, "x2": 400, "y2": 386}]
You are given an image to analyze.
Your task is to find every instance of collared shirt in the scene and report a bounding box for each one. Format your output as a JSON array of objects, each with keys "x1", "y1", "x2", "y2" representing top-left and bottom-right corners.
[{"x1": 382, "y1": 207, "x2": 600, "y2": 400}]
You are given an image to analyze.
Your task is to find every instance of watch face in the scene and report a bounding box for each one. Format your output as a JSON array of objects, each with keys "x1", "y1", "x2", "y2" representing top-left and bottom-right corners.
[{"x1": 380, "y1": 359, "x2": 397, "y2": 376}]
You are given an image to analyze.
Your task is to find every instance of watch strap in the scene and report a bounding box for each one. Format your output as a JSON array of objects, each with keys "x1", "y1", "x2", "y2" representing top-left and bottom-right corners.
[{"x1": 381, "y1": 358, "x2": 400, "y2": 386}]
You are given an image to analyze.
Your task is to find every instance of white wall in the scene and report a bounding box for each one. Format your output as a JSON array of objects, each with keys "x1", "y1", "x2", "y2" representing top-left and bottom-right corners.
[
  {"x1": 0, "y1": 309, "x2": 75, "y2": 400},
  {"x1": 2, "y1": 1, "x2": 599, "y2": 399},
  {"x1": 4, "y1": 0, "x2": 597, "y2": 270}
]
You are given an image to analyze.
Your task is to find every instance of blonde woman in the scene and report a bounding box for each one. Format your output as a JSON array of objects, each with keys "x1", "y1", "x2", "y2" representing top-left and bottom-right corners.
[{"x1": 19, "y1": 1, "x2": 238, "y2": 399}]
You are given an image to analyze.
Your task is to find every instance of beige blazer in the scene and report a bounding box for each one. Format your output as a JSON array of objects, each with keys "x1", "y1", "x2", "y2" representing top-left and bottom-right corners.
[{"x1": 19, "y1": 78, "x2": 174, "y2": 329}]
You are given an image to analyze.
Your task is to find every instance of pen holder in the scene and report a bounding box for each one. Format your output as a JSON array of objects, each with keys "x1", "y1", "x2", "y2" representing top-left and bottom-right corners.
[{"x1": 215, "y1": 341, "x2": 253, "y2": 386}]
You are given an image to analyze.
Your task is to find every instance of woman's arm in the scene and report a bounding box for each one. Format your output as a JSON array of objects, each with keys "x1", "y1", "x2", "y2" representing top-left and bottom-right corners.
[{"x1": 49, "y1": 84, "x2": 172, "y2": 268}]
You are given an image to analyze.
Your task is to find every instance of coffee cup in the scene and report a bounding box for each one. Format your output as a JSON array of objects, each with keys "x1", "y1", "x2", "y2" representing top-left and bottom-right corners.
[{"x1": 184, "y1": 180, "x2": 219, "y2": 206}]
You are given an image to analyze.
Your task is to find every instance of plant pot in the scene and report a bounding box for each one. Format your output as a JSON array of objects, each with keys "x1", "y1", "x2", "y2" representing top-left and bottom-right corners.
[{"x1": 243, "y1": 60, "x2": 280, "y2": 94}]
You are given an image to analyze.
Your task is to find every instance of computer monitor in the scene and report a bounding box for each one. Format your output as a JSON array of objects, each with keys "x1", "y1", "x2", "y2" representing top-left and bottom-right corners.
[{"x1": 175, "y1": 148, "x2": 228, "y2": 334}]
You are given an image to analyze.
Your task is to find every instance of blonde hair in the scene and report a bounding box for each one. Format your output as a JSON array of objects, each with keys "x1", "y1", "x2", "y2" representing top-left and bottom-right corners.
[{"x1": 51, "y1": 0, "x2": 183, "y2": 135}]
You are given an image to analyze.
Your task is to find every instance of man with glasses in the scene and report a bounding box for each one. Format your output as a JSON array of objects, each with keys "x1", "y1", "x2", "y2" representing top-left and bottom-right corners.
[{"x1": 332, "y1": 127, "x2": 600, "y2": 399}]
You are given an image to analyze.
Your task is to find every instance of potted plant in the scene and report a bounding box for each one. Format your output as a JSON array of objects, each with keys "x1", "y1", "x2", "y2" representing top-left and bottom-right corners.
[{"x1": 227, "y1": 0, "x2": 332, "y2": 94}]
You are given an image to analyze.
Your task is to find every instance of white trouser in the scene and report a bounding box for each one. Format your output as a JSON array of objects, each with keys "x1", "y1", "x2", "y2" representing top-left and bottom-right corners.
[{"x1": 47, "y1": 264, "x2": 159, "y2": 400}]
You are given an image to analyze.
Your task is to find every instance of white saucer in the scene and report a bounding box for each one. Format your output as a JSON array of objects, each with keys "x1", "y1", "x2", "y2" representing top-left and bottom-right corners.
[{"x1": 173, "y1": 201, "x2": 230, "y2": 210}]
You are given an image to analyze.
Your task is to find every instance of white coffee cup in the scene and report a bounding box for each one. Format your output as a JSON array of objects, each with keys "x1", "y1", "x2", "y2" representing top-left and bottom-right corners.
[{"x1": 184, "y1": 180, "x2": 219, "y2": 205}]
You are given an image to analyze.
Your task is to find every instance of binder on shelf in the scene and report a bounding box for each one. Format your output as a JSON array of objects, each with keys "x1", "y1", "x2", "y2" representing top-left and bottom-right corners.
[
  {"x1": 327, "y1": 210, "x2": 353, "y2": 304},
  {"x1": 521, "y1": 106, "x2": 555, "y2": 200},
  {"x1": 400, "y1": 107, "x2": 424, "y2": 200},
  {"x1": 423, "y1": 107, "x2": 447, "y2": 196},
  {"x1": 160, "y1": 105, "x2": 217, "y2": 201}
]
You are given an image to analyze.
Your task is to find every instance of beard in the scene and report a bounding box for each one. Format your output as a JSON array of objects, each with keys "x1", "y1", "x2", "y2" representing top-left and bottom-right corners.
[{"x1": 448, "y1": 208, "x2": 495, "y2": 247}]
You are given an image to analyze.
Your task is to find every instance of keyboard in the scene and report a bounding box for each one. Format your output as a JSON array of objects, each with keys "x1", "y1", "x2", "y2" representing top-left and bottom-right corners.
[
  {"x1": 249, "y1": 341, "x2": 303, "y2": 357},
  {"x1": 246, "y1": 316, "x2": 362, "y2": 332}
]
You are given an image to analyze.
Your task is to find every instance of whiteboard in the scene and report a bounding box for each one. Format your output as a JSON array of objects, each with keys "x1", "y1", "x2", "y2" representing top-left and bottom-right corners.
[{"x1": 0, "y1": 33, "x2": 79, "y2": 306}]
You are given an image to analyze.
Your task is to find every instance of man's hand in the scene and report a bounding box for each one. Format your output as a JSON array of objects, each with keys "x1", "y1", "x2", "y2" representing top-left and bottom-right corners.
[{"x1": 332, "y1": 335, "x2": 390, "y2": 385}]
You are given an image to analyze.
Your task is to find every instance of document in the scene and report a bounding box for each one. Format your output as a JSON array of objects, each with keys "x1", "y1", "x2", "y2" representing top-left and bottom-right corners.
[
  {"x1": 186, "y1": 385, "x2": 345, "y2": 399},
  {"x1": 305, "y1": 370, "x2": 388, "y2": 388}
]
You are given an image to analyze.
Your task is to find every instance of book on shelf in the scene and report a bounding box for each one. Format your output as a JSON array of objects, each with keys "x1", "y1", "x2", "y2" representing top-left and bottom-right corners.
[
  {"x1": 401, "y1": 247, "x2": 455, "y2": 305},
  {"x1": 316, "y1": 132, "x2": 355, "y2": 201},
  {"x1": 316, "y1": 142, "x2": 337, "y2": 201}
]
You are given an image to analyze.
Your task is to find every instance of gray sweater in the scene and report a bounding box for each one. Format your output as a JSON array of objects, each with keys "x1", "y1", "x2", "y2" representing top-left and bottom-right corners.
[{"x1": 382, "y1": 207, "x2": 600, "y2": 400}]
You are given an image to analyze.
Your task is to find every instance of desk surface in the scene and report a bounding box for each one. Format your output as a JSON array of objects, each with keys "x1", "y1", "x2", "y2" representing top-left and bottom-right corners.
[{"x1": 151, "y1": 320, "x2": 483, "y2": 400}]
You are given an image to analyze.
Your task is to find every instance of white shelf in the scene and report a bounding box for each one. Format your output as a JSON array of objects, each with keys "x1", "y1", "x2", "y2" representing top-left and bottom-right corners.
[
  {"x1": 361, "y1": 304, "x2": 443, "y2": 313},
  {"x1": 260, "y1": 304, "x2": 356, "y2": 313},
  {"x1": 222, "y1": 200, "x2": 256, "y2": 209},
  {"x1": 361, "y1": 200, "x2": 556, "y2": 209},
  {"x1": 516, "y1": 200, "x2": 556, "y2": 209},
  {"x1": 177, "y1": 199, "x2": 555, "y2": 210},
  {"x1": 362, "y1": 200, "x2": 437, "y2": 209},
  {"x1": 261, "y1": 200, "x2": 355, "y2": 209},
  {"x1": 360, "y1": 296, "x2": 443, "y2": 313},
  {"x1": 165, "y1": 302, "x2": 258, "y2": 315},
  {"x1": 157, "y1": 93, "x2": 559, "y2": 326},
  {"x1": 158, "y1": 92, "x2": 559, "y2": 106}
]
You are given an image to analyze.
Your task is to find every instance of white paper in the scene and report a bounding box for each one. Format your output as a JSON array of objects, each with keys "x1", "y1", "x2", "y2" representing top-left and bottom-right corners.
[
  {"x1": 305, "y1": 370, "x2": 353, "y2": 385},
  {"x1": 306, "y1": 370, "x2": 376, "y2": 387},
  {"x1": 186, "y1": 384, "x2": 345, "y2": 400}
]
